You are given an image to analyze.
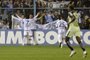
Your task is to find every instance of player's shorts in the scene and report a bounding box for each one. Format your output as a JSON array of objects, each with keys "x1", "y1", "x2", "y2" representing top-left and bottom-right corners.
[
  {"x1": 24, "y1": 30, "x2": 33, "y2": 36},
  {"x1": 66, "y1": 26, "x2": 81, "y2": 38},
  {"x1": 58, "y1": 29, "x2": 66, "y2": 40}
]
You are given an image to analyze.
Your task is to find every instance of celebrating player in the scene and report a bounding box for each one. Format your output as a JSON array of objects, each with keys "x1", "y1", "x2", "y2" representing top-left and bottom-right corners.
[
  {"x1": 12, "y1": 12, "x2": 40, "y2": 45},
  {"x1": 22, "y1": 13, "x2": 40, "y2": 45},
  {"x1": 65, "y1": 6, "x2": 87, "y2": 57}
]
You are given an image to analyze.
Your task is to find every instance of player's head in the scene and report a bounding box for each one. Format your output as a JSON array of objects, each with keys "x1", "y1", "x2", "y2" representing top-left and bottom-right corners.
[
  {"x1": 16, "y1": 10, "x2": 21, "y2": 15},
  {"x1": 43, "y1": 11, "x2": 46, "y2": 15},
  {"x1": 29, "y1": 14, "x2": 33, "y2": 19},
  {"x1": 21, "y1": 14, "x2": 25, "y2": 19},
  {"x1": 57, "y1": 14, "x2": 63, "y2": 20},
  {"x1": 68, "y1": 5, "x2": 74, "y2": 11}
]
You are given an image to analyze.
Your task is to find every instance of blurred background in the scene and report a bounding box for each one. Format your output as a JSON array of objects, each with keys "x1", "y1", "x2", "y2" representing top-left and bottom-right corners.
[{"x1": 0, "y1": 0, "x2": 90, "y2": 29}]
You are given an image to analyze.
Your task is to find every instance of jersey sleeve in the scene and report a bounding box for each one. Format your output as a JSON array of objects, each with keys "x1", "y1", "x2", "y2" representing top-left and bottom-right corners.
[
  {"x1": 68, "y1": 12, "x2": 73, "y2": 17},
  {"x1": 33, "y1": 15, "x2": 38, "y2": 21},
  {"x1": 64, "y1": 21, "x2": 68, "y2": 28},
  {"x1": 16, "y1": 14, "x2": 22, "y2": 19},
  {"x1": 12, "y1": 15, "x2": 21, "y2": 22}
]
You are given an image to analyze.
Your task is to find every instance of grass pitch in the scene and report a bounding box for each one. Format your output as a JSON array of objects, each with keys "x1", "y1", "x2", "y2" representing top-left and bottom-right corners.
[{"x1": 0, "y1": 46, "x2": 89, "y2": 60}]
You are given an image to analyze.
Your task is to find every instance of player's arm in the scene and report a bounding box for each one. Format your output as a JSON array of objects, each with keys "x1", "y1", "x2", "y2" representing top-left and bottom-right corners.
[
  {"x1": 15, "y1": 14, "x2": 22, "y2": 19},
  {"x1": 63, "y1": 21, "x2": 68, "y2": 30},
  {"x1": 37, "y1": 13, "x2": 44, "y2": 20},
  {"x1": 68, "y1": 12, "x2": 75, "y2": 25},
  {"x1": 12, "y1": 15, "x2": 21, "y2": 21},
  {"x1": 33, "y1": 12, "x2": 40, "y2": 20}
]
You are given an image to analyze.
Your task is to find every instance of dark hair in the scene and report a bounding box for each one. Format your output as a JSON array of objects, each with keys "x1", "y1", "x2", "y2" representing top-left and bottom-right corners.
[
  {"x1": 57, "y1": 14, "x2": 63, "y2": 19},
  {"x1": 69, "y1": 5, "x2": 74, "y2": 10}
]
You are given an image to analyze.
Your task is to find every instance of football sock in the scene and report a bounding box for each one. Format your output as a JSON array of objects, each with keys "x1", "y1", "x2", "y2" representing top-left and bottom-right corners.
[
  {"x1": 79, "y1": 42, "x2": 85, "y2": 51},
  {"x1": 66, "y1": 41, "x2": 74, "y2": 51}
]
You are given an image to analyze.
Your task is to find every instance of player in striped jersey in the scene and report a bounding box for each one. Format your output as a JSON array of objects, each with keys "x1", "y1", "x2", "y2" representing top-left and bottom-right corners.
[
  {"x1": 56, "y1": 15, "x2": 67, "y2": 48},
  {"x1": 12, "y1": 13, "x2": 40, "y2": 45}
]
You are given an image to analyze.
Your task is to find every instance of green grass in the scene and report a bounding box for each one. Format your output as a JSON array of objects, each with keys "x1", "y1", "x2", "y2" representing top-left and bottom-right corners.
[{"x1": 0, "y1": 46, "x2": 89, "y2": 60}]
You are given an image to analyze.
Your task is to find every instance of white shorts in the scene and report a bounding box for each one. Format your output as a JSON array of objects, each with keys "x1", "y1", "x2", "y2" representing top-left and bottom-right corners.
[
  {"x1": 58, "y1": 29, "x2": 66, "y2": 40},
  {"x1": 24, "y1": 30, "x2": 33, "y2": 36}
]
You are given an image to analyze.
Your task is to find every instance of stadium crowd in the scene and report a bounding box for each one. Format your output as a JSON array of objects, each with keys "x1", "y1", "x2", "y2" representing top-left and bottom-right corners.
[{"x1": 0, "y1": 0, "x2": 90, "y2": 29}]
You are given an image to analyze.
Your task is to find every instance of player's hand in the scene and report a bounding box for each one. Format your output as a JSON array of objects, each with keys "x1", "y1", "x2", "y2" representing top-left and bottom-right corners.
[{"x1": 37, "y1": 12, "x2": 40, "y2": 15}]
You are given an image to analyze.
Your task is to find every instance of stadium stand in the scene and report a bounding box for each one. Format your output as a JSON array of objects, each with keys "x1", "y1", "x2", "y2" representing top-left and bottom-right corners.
[{"x1": 0, "y1": 0, "x2": 90, "y2": 29}]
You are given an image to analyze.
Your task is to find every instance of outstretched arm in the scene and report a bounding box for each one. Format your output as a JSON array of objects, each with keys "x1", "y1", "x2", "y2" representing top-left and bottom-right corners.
[
  {"x1": 15, "y1": 14, "x2": 22, "y2": 19},
  {"x1": 33, "y1": 12, "x2": 40, "y2": 19},
  {"x1": 37, "y1": 13, "x2": 45, "y2": 20},
  {"x1": 12, "y1": 15, "x2": 20, "y2": 21}
]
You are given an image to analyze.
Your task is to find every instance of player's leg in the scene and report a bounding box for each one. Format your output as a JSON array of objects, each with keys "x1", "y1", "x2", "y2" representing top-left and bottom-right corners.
[
  {"x1": 61, "y1": 37, "x2": 65, "y2": 48},
  {"x1": 22, "y1": 37, "x2": 25, "y2": 46},
  {"x1": 59, "y1": 38, "x2": 63, "y2": 48},
  {"x1": 26, "y1": 30, "x2": 31, "y2": 45},
  {"x1": 58, "y1": 34, "x2": 62, "y2": 47},
  {"x1": 29, "y1": 30, "x2": 36, "y2": 45},
  {"x1": 23, "y1": 35, "x2": 27, "y2": 46},
  {"x1": 61, "y1": 29, "x2": 67, "y2": 48},
  {"x1": 65, "y1": 36, "x2": 74, "y2": 51},
  {"x1": 65, "y1": 36, "x2": 76, "y2": 57},
  {"x1": 65, "y1": 29, "x2": 76, "y2": 57},
  {"x1": 76, "y1": 36, "x2": 87, "y2": 58},
  {"x1": 76, "y1": 36, "x2": 85, "y2": 51},
  {"x1": 58, "y1": 30, "x2": 63, "y2": 47},
  {"x1": 65, "y1": 29, "x2": 74, "y2": 51},
  {"x1": 75, "y1": 28, "x2": 87, "y2": 57},
  {"x1": 22, "y1": 30, "x2": 27, "y2": 46}
]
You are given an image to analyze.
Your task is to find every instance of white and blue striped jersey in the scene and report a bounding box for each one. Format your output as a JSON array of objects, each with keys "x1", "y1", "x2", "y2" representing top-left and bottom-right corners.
[{"x1": 56, "y1": 19, "x2": 68, "y2": 29}]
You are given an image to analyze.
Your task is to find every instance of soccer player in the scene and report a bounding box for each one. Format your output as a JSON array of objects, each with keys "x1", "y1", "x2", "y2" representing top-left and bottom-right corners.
[
  {"x1": 12, "y1": 12, "x2": 40, "y2": 45},
  {"x1": 12, "y1": 14, "x2": 24, "y2": 29},
  {"x1": 65, "y1": 6, "x2": 87, "y2": 57},
  {"x1": 56, "y1": 15, "x2": 68, "y2": 48},
  {"x1": 22, "y1": 13, "x2": 40, "y2": 45}
]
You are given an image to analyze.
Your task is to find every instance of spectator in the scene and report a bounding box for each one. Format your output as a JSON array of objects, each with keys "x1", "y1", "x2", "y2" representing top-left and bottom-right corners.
[
  {"x1": 7, "y1": 0, "x2": 13, "y2": 14},
  {"x1": 77, "y1": 11, "x2": 82, "y2": 28},
  {"x1": 44, "y1": 11, "x2": 54, "y2": 23},
  {"x1": 82, "y1": 0, "x2": 90, "y2": 7},
  {"x1": 29, "y1": 0, "x2": 33, "y2": 8},
  {"x1": 0, "y1": 0, "x2": 89, "y2": 29},
  {"x1": 42, "y1": 1, "x2": 47, "y2": 8},
  {"x1": 68, "y1": 0, "x2": 74, "y2": 7},
  {"x1": 84, "y1": 15, "x2": 90, "y2": 29},
  {"x1": 48, "y1": 0, "x2": 53, "y2": 11},
  {"x1": 77, "y1": 0, "x2": 82, "y2": 7},
  {"x1": 23, "y1": 0, "x2": 30, "y2": 18},
  {"x1": 2, "y1": 20, "x2": 9, "y2": 29},
  {"x1": 36, "y1": 0, "x2": 42, "y2": 12},
  {"x1": 0, "y1": 0, "x2": 2, "y2": 13},
  {"x1": 53, "y1": 11, "x2": 60, "y2": 20}
]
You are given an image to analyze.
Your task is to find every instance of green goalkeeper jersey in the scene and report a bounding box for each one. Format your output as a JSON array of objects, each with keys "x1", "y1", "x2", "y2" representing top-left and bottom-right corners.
[
  {"x1": 68, "y1": 11, "x2": 79, "y2": 28},
  {"x1": 66, "y1": 11, "x2": 81, "y2": 37}
]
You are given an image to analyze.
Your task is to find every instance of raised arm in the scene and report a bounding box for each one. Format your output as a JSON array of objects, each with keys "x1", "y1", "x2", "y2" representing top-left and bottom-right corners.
[
  {"x1": 12, "y1": 15, "x2": 21, "y2": 21},
  {"x1": 37, "y1": 13, "x2": 45, "y2": 20},
  {"x1": 15, "y1": 14, "x2": 22, "y2": 19},
  {"x1": 33, "y1": 12, "x2": 40, "y2": 20}
]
